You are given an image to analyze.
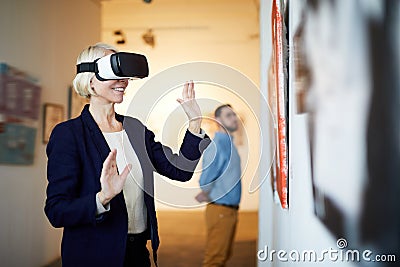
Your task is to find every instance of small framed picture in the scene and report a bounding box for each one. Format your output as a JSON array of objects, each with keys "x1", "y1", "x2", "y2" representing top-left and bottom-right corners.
[
  {"x1": 43, "y1": 103, "x2": 64, "y2": 144},
  {"x1": 68, "y1": 86, "x2": 88, "y2": 119}
]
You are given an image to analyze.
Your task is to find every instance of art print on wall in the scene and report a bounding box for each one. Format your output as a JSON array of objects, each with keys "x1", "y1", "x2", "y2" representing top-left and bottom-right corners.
[
  {"x1": 0, "y1": 123, "x2": 36, "y2": 165},
  {"x1": 68, "y1": 86, "x2": 89, "y2": 119},
  {"x1": 43, "y1": 103, "x2": 64, "y2": 144},
  {"x1": 300, "y1": 2, "x2": 400, "y2": 256},
  {"x1": 0, "y1": 63, "x2": 41, "y2": 165},
  {"x1": 269, "y1": 0, "x2": 289, "y2": 209}
]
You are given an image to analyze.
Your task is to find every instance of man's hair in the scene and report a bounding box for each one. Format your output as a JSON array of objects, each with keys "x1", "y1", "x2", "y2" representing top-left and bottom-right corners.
[{"x1": 214, "y1": 104, "x2": 232, "y2": 118}]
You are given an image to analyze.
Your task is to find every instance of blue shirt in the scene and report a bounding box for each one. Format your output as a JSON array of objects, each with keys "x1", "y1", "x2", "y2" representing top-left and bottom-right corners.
[{"x1": 199, "y1": 132, "x2": 242, "y2": 206}]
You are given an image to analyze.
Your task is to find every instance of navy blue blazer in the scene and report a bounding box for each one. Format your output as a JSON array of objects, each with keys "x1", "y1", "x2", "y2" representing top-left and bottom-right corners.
[{"x1": 45, "y1": 105, "x2": 210, "y2": 267}]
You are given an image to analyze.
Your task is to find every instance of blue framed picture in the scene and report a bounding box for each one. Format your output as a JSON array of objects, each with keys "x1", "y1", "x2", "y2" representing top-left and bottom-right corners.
[{"x1": 0, "y1": 123, "x2": 36, "y2": 165}]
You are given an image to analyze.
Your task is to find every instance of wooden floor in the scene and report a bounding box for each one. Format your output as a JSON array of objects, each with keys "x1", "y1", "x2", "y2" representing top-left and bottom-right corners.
[
  {"x1": 155, "y1": 210, "x2": 258, "y2": 267},
  {"x1": 45, "y1": 211, "x2": 258, "y2": 267}
]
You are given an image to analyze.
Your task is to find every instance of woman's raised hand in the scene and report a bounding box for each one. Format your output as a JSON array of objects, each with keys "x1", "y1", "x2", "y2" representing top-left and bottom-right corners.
[
  {"x1": 177, "y1": 80, "x2": 202, "y2": 134},
  {"x1": 98, "y1": 149, "x2": 131, "y2": 205}
]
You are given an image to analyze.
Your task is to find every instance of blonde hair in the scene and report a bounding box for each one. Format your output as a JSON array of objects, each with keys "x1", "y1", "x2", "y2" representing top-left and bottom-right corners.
[{"x1": 72, "y1": 43, "x2": 118, "y2": 98}]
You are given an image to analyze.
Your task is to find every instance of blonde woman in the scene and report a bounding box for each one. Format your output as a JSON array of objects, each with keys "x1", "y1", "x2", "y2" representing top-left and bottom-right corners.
[{"x1": 45, "y1": 43, "x2": 209, "y2": 267}]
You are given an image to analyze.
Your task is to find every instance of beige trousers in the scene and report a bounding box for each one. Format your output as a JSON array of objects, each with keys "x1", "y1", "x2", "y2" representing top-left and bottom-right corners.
[{"x1": 202, "y1": 203, "x2": 238, "y2": 267}]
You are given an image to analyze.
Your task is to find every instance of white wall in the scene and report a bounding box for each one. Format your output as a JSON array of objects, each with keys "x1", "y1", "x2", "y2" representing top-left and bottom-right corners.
[
  {"x1": 258, "y1": 1, "x2": 378, "y2": 267},
  {"x1": 101, "y1": 0, "x2": 261, "y2": 211},
  {"x1": 258, "y1": 1, "x2": 344, "y2": 266},
  {"x1": 0, "y1": 0, "x2": 101, "y2": 266},
  {"x1": 258, "y1": 0, "x2": 274, "y2": 266}
]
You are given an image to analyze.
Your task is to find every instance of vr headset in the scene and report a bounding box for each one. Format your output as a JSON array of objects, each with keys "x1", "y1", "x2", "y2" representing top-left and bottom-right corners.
[{"x1": 76, "y1": 52, "x2": 149, "y2": 81}]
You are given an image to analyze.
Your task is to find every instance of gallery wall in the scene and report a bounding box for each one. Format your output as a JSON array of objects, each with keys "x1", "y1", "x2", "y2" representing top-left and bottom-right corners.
[
  {"x1": 259, "y1": 2, "x2": 344, "y2": 266},
  {"x1": 258, "y1": 0, "x2": 399, "y2": 266},
  {"x1": 0, "y1": 0, "x2": 101, "y2": 266}
]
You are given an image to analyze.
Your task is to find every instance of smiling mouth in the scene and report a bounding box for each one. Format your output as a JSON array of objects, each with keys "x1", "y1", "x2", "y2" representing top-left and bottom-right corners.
[{"x1": 113, "y1": 87, "x2": 125, "y2": 92}]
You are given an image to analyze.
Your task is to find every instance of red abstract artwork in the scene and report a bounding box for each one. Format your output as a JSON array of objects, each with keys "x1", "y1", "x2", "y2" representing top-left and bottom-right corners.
[{"x1": 270, "y1": 0, "x2": 288, "y2": 209}]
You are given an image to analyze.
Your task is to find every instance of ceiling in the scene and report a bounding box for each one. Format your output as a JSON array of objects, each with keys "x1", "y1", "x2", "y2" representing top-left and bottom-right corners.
[{"x1": 102, "y1": 0, "x2": 260, "y2": 44}]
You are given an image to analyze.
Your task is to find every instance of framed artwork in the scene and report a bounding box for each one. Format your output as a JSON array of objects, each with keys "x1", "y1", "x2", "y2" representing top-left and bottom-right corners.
[
  {"x1": 301, "y1": 1, "x2": 400, "y2": 253},
  {"x1": 268, "y1": 60, "x2": 281, "y2": 205},
  {"x1": 68, "y1": 86, "x2": 89, "y2": 119},
  {"x1": 0, "y1": 63, "x2": 41, "y2": 165},
  {"x1": 43, "y1": 103, "x2": 64, "y2": 144},
  {"x1": 293, "y1": 11, "x2": 311, "y2": 114},
  {"x1": 0, "y1": 123, "x2": 36, "y2": 165},
  {"x1": 0, "y1": 63, "x2": 42, "y2": 120},
  {"x1": 269, "y1": 0, "x2": 289, "y2": 209}
]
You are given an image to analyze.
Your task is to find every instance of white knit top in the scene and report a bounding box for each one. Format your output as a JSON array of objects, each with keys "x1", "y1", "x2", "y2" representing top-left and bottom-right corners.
[{"x1": 102, "y1": 130, "x2": 147, "y2": 234}]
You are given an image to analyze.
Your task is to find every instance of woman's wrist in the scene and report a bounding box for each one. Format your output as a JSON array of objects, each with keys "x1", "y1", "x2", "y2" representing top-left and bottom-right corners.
[
  {"x1": 98, "y1": 190, "x2": 111, "y2": 206},
  {"x1": 188, "y1": 119, "x2": 202, "y2": 134}
]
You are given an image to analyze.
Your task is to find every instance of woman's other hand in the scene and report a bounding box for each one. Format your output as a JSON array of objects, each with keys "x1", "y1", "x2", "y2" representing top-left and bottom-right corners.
[
  {"x1": 177, "y1": 80, "x2": 202, "y2": 134},
  {"x1": 98, "y1": 149, "x2": 131, "y2": 205}
]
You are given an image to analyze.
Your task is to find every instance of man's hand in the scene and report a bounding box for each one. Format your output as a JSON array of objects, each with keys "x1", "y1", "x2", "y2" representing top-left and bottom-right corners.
[{"x1": 195, "y1": 191, "x2": 210, "y2": 203}]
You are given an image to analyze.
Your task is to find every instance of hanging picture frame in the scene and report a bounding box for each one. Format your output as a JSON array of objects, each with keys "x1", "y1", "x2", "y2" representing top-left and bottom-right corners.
[
  {"x1": 43, "y1": 103, "x2": 64, "y2": 144},
  {"x1": 68, "y1": 86, "x2": 89, "y2": 119},
  {"x1": 270, "y1": 0, "x2": 289, "y2": 209}
]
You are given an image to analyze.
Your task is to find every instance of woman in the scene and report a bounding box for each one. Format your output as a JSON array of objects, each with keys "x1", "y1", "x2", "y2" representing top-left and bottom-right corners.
[{"x1": 44, "y1": 43, "x2": 209, "y2": 267}]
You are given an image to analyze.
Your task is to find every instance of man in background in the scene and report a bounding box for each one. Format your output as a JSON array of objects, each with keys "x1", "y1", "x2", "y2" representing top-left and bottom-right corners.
[{"x1": 195, "y1": 104, "x2": 242, "y2": 267}]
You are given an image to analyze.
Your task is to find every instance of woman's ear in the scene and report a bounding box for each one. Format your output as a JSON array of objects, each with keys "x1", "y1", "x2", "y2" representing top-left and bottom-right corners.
[{"x1": 90, "y1": 79, "x2": 96, "y2": 92}]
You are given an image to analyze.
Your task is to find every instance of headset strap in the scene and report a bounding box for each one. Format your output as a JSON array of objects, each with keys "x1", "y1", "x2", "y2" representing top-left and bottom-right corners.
[{"x1": 76, "y1": 61, "x2": 98, "y2": 74}]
